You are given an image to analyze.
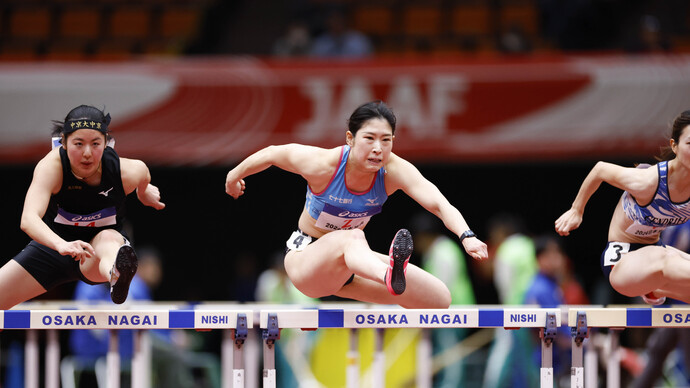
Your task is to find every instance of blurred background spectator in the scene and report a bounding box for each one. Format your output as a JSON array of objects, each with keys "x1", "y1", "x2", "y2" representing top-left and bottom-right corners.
[
  {"x1": 523, "y1": 233, "x2": 581, "y2": 386},
  {"x1": 482, "y1": 213, "x2": 538, "y2": 388},
  {"x1": 308, "y1": 7, "x2": 373, "y2": 58},
  {"x1": 2, "y1": 0, "x2": 688, "y2": 60}
]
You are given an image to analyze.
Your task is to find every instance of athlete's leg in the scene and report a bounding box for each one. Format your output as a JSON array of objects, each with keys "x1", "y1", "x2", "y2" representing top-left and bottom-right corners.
[
  {"x1": 284, "y1": 229, "x2": 389, "y2": 298},
  {"x1": 81, "y1": 229, "x2": 137, "y2": 304},
  {"x1": 80, "y1": 229, "x2": 127, "y2": 282},
  {"x1": 610, "y1": 245, "x2": 690, "y2": 298},
  {"x1": 334, "y1": 262, "x2": 451, "y2": 309},
  {"x1": 0, "y1": 260, "x2": 46, "y2": 310}
]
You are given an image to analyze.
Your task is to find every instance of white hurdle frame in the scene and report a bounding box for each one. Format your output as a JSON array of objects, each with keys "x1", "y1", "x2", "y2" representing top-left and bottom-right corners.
[
  {"x1": 260, "y1": 306, "x2": 561, "y2": 388},
  {"x1": 0, "y1": 305, "x2": 253, "y2": 388},
  {"x1": 568, "y1": 306, "x2": 690, "y2": 388}
]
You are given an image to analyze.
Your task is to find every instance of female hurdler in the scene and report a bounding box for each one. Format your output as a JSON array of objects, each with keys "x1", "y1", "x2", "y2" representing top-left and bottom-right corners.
[
  {"x1": 0, "y1": 105, "x2": 165, "y2": 309},
  {"x1": 556, "y1": 110, "x2": 690, "y2": 305},
  {"x1": 225, "y1": 101, "x2": 487, "y2": 308}
]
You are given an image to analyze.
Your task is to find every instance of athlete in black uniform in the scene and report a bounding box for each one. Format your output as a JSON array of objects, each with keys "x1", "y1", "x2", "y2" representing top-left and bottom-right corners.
[{"x1": 0, "y1": 105, "x2": 165, "y2": 309}]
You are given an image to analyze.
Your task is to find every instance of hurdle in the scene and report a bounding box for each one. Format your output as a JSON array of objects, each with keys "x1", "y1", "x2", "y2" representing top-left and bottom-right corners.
[
  {"x1": 260, "y1": 306, "x2": 561, "y2": 388},
  {"x1": 568, "y1": 306, "x2": 690, "y2": 388},
  {"x1": 0, "y1": 305, "x2": 253, "y2": 388}
]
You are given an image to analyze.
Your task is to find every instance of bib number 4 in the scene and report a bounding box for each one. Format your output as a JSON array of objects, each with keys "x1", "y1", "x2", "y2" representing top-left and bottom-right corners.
[{"x1": 286, "y1": 231, "x2": 313, "y2": 252}]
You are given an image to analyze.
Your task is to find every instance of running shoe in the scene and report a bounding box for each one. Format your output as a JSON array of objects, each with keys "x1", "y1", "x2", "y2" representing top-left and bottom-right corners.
[
  {"x1": 110, "y1": 243, "x2": 138, "y2": 304},
  {"x1": 385, "y1": 229, "x2": 413, "y2": 295},
  {"x1": 642, "y1": 292, "x2": 666, "y2": 306}
]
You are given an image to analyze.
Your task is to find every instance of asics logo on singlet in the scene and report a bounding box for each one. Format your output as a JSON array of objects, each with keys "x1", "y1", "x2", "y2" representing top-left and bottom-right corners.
[
  {"x1": 338, "y1": 210, "x2": 370, "y2": 218},
  {"x1": 99, "y1": 187, "x2": 114, "y2": 197}
]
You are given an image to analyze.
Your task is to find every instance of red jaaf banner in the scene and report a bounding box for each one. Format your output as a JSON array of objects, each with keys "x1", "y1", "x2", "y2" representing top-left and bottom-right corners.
[{"x1": 1, "y1": 55, "x2": 689, "y2": 165}]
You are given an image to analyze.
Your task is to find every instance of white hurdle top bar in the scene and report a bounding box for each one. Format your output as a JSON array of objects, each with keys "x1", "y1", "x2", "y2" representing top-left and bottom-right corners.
[
  {"x1": 568, "y1": 307, "x2": 690, "y2": 328},
  {"x1": 0, "y1": 309, "x2": 254, "y2": 330},
  {"x1": 260, "y1": 307, "x2": 561, "y2": 329}
]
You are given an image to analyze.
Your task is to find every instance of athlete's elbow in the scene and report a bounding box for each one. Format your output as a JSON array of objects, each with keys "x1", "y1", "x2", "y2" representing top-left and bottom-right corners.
[{"x1": 19, "y1": 215, "x2": 32, "y2": 234}]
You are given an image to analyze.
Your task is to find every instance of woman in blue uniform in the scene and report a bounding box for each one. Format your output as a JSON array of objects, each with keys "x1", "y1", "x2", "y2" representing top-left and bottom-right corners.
[
  {"x1": 556, "y1": 110, "x2": 690, "y2": 305},
  {"x1": 0, "y1": 105, "x2": 165, "y2": 309},
  {"x1": 225, "y1": 101, "x2": 487, "y2": 308}
]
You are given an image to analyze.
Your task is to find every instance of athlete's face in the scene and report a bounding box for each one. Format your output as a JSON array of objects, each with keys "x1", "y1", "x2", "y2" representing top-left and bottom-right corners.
[
  {"x1": 346, "y1": 118, "x2": 394, "y2": 171},
  {"x1": 63, "y1": 129, "x2": 106, "y2": 178},
  {"x1": 671, "y1": 125, "x2": 690, "y2": 166}
]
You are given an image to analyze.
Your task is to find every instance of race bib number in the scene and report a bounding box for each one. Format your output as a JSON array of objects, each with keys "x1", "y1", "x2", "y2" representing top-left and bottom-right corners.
[
  {"x1": 604, "y1": 242, "x2": 631, "y2": 267},
  {"x1": 314, "y1": 203, "x2": 381, "y2": 231},
  {"x1": 54, "y1": 206, "x2": 117, "y2": 227},
  {"x1": 286, "y1": 231, "x2": 312, "y2": 252},
  {"x1": 625, "y1": 222, "x2": 662, "y2": 238}
]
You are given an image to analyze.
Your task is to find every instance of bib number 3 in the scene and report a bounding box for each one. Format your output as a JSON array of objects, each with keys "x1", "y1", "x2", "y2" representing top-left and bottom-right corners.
[
  {"x1": 604, "y1": 242, "x2": 630, "y2": 267},
  {"x1": 286, "y1": 231, "x2": 313, "y2": 252}
]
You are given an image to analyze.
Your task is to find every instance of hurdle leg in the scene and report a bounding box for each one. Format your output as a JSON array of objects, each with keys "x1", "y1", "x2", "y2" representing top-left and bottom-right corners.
[
  {"x1": 246, "y1": 328, "x2": 260, "y2": 388},
  {"x1": 584, "y1": 336, "x2": 597, "y2": 388},
  {"x1": 107, "y1": 329, "x2": 121, "y2": 388},
  {"x1": 540, "y1": 311, "x2": 557, "y2": 388},
  {"x1": 131, "y1": 329, "x2": 151, "y2": 388},
  {"x1": 415, "y1": 328, "x2": 432, "y2": 388},
  {"x1": 222, "y1": 329, "x2": 233, "y2": 388},
  {"x1": 262, "y1": 338, "x2": 276, "y2": 388},
  {"x1": 25, "y1": 330, "x2": 39, "y2": 388},
  {"x1": 262, "y1": 313, "x2": 280, "y2": 388},
  {"x1": 46, "y1": 329, "x2": 60, "y2": 388},
  {"x1": 540, "y1": 331, "x2": 554, "y2": 388},
  {"x1": 346, "y1": 329, "x2": 360, "y2": 388},
  {"x1": 372, "y1": 328, "x2": 384, "y2": 388},
  {"x1": 571, "y1": 334, "x2": 584, "y2": 388},
  {"x1": 232, "y1": 332, "x2": 245, "y2": 388},
  {"x1": 570, "y1": 310, "x2": 588, "y2": 388},
  {"x1": 606, "y1": 329, "x2": 621, "y2": 388}
]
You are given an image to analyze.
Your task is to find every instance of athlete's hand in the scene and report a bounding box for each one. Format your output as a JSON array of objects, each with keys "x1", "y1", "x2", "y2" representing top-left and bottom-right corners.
[
  {"x1": 57, "y1": 240, "x2": 95, "y2": 262},
  {"x1": 555, "y1": 208, "x2": 582, "y2": 236},
  {"x1": 225, "y1": 175, "x2": 246, "y2": 199},
  {"x1": 137, "y1": 184, "x2": 165, "y2": 210},
  {"x1": 463, "y1": 237, "x2": 488, "y2": 261}
]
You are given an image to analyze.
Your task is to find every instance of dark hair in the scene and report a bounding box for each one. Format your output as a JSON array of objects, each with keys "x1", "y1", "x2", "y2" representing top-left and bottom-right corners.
[
  {"x1": 534, "y1": 233, "x2": 563, "y2": 257},
  {"x1": 657, "y1": 110, "x2": 690, "y2": 161},
  {"x1": 347, "y1": 100, "x2": 396, "y2": 135},
  {"x1": 51, "y1": 105, "x2": 111, "y2": 139}
]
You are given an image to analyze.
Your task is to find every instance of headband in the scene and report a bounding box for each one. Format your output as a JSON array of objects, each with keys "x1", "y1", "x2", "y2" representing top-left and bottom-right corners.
[{"x1": 63, "y1": 113, "x2": 110, "y2": 135}]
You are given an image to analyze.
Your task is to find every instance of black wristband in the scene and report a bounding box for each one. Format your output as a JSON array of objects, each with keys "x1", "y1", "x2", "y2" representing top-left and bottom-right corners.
[{"x1": 459, "y1": 230, "x2": 476, "y2": 243}]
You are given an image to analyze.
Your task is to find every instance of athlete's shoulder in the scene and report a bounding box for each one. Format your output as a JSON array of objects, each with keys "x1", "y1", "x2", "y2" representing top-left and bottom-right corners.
[{"x1": 35, "y1": 147, "x2": 63, "y2": 172}]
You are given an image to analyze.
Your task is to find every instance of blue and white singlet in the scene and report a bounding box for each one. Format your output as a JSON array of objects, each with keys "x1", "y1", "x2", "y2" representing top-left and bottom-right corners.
[
  {"x1": 622, "y1": 161, "x2": 690, "y2": 238},
  {"x1": 304, "y1": 145, "x2": 388, "y2": 231}
]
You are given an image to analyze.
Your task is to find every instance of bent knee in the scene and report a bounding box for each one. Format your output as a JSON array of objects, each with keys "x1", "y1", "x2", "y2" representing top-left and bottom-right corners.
[
  {"x1": 341, "y1": 228, "x2": 366, "y2": 242},
  {"x1": 438, "y1": 289, "x2": 452, "y2": 309},
  {"x1": 92, "y1": 229, "x2": 125, "y2": 245}
]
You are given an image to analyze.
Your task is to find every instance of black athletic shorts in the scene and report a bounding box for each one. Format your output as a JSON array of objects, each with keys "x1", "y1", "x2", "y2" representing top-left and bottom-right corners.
[{"x1": 13, "y1": 240, "x2": 103, "y2": 290}]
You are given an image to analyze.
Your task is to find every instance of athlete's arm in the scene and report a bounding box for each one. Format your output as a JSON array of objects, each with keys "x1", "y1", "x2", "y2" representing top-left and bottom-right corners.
[
  {"x1": 555, "y1": 161, "x2": 654, "y2": 235},
  {"x1": 20, "y1": 149, "x2": 96, "y2": 259},
  {"x1": 120, "y1": 158, "x2": 165, "y2": 210},
  {"x1": 386, "y1": 154, "x2": 488, "y2": 260},
  {"x1": 225, "y1": 144, "x2": 335, "y2": 199}
]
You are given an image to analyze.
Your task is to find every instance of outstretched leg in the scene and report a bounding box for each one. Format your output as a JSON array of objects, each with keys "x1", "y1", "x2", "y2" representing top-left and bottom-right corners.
[
  {"x1": 335, "y1": 262, "x2": 451, "y2": 308},
  {"x1": 610, "y1": 245, "x2": 690, "y2": 300}
]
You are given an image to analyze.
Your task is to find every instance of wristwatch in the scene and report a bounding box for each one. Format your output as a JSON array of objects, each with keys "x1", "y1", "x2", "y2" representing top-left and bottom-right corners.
[{"x1": 459, "y1": 230, "x2": 476, "y2": 243}]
